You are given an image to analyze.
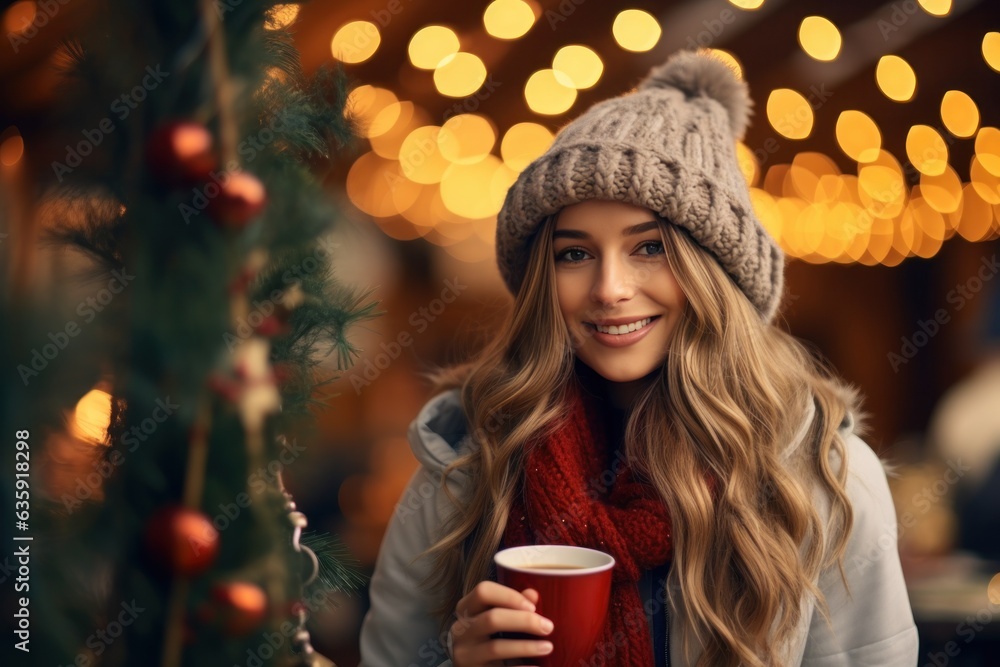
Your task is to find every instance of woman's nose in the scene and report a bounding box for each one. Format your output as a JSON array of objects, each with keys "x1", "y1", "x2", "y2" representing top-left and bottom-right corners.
[{"x1": 590, "y1": 257, "x2": 636, "y2": 306}]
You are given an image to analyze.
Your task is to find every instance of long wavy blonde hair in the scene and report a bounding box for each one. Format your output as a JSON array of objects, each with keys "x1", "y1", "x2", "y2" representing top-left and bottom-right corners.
[{"x1": 423, "y1": 212, "x2": 866, "y2": 666}]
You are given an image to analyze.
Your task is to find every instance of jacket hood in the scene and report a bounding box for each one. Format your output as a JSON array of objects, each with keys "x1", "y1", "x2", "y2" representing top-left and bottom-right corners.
[
  {"x1": 406, "y1": 389, "x2": 471, "y2": 473},
  {"x1": 407, "y1": 388, "x2": 855, "y2": 470}
]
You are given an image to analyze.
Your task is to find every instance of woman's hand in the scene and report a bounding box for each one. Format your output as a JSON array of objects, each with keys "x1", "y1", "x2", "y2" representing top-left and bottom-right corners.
[{"x1": 449, "y1": 581, "x2": 555, "y2": 666}]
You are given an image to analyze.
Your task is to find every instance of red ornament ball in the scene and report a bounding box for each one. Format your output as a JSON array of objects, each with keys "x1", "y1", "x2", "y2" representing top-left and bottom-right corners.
[
  {"x1": 146, "y1": 121, "x2": 217, "y2": 186},
  {"x1": 198, "y1": 581, "x2": 268, "y2": 636},
  {"x1": 144, "y1": 506, "x2": 219, "y2": 576},
  {"x1": 206, "y1": 172, "x2": 267, "y2": 229},
  {"x1": 253, "y1": 314, "x2": 291, "y2": 338}
]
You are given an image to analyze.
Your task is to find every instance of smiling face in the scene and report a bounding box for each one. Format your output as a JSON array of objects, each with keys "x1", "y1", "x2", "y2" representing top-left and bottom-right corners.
[{"x1": 552, "y1": 200, "x2": 687, "y2": 385}]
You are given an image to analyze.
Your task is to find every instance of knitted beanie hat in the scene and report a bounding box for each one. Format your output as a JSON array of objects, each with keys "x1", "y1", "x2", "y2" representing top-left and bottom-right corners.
[{"x1": 495, "y1": 50, "x2": 784, "y2": 322}]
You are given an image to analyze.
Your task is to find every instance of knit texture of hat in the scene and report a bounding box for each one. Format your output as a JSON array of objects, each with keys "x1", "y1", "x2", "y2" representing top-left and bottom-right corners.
[{"x1": 495, "y1": 50, "x2": 784, "y2": 322}]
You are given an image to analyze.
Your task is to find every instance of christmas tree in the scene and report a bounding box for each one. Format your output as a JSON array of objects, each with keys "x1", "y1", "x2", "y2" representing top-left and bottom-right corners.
[{"x1": 2, "y1": 1, "x2": 374, "y2": 665}]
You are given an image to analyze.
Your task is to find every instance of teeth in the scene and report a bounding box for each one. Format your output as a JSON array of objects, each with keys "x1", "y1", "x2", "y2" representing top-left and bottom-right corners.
[{"x1": 595, "y1": 317, "x2": 651, "y2": 335}]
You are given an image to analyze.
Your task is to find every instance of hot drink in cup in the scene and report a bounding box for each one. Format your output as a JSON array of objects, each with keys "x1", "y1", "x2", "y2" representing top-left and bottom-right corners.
[{"x1": 494, "y1": 545, "x2": 615, "y2": 667}]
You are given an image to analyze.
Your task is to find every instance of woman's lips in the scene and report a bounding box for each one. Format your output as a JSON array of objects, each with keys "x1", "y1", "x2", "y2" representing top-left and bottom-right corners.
[{"x1": 584, "y1": 316, "x2": 660, "y2": 348}]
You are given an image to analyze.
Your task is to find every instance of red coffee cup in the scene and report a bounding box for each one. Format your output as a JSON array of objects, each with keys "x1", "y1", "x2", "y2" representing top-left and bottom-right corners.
[{"x1": 494, "y1": 545, "x2": 615, "y2": 667}]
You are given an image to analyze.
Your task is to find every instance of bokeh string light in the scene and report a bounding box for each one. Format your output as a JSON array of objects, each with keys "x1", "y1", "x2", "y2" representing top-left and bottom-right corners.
[
  {"x1": 337, "y1": 8, "x2": 998, "y2": 263},
  {"x1": 798, "y1": 16, "x2": 842, "y2": 62},
  {"x1": 612, "y1": 9, "x2": 661, "y2": 53},
  {"x1": 408, "y1": 25, "x2": 460, "y2": 70},
  {"x1": 330, "y1": 20, "x2": 380, "y2": 64},
  {"x1": 483, "y1": 0, "x2": 538, "y2": 40}
]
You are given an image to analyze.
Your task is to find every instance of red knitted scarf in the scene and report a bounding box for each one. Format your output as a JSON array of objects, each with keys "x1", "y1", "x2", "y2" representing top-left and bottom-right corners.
[{"x1": 502, "y1": 380, "x2": 672, "y2": 666}]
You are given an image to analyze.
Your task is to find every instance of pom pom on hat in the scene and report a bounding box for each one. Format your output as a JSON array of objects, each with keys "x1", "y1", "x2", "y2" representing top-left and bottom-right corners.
[{"x1": 639, "y1": 50, "x2": 752, "y2": 140}]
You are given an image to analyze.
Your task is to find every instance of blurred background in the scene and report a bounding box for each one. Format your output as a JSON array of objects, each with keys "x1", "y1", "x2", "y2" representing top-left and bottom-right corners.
[{"x1": 2, "y1": 0, "x2": 1000, "y2": 664}]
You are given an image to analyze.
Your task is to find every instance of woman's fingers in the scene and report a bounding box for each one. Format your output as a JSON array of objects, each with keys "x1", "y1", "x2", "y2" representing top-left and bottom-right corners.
[
  {"x1": 461, "y1": 607, "x2": 554, "y2": 639},
  {"x1": 521, "y1": 588, "x2": 539, "y2": 606},
  {"x1": 451, "y1": 583, "x2": 554, "y2": 667},
  {"x1": 452, "y1": 636, "x2": 553, "y2": 666},
  {"x1": 457, "y1": 581, "x2": 537, "y2": 617}
]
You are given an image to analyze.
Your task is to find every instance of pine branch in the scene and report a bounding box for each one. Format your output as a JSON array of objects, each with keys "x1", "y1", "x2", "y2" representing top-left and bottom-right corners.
[{"x1": 301, "y1": 531, "x2": 369, "y2": 605}]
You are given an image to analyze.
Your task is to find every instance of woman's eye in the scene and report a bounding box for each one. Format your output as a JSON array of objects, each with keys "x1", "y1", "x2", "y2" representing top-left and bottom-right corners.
[
  {"x1": 556, "y1": 248, "x2": 589, "y2": 263},
  {"x1": 637, "y1": 241, "x2": 664, "y2": 256}
]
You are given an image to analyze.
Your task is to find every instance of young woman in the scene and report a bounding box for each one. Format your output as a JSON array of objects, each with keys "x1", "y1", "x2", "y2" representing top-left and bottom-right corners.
[{"x1": 359, "y1": 51, "x2": 918, "y2": 667}]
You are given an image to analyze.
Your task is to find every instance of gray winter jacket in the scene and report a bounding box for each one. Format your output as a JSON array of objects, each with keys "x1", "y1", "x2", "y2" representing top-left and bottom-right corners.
[{"x1": 359, "y1": 389, "x2": 919, "y2": 666}]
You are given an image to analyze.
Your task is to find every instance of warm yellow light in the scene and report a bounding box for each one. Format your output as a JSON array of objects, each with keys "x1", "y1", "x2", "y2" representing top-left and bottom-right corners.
[
  {"x1": 970, "y1": 157, "x2": 1000, "y2": 205},
  {"x1": 265, "y1": 4, "x2": 300, "y2": 30},
  {"x1": 483, "y1": 0, "x2": 537, "y2": 40},
  {"x1": 918, "y1": 0, "x2": 951, "y2": 16},
  {"x1": 841, "y1": 203, "x2": 873, "y2": 262},
  {"x1": 858, "y1": 150, "x2": 906, "y2": 219},
  {"x1": 501, "y1": 122, "x2": 554, "y2": 171},
  {"x1": 525, "y1": 69, "x2": 577, "y2": 115},
  {"x1": 408, "y1": 26, "x2": 460, "y2": 70},
  {"x1": 703, "y1": 49, "x2": 743, "y2": 79},
  {"x1": 909, "y1": 197, "x2": 946, "y2": 259},
  {"x1": 920, "y1": 165, "x2": 963, "y2": 214},
  {"x1": 423, "y1": 214, "x2": 477, "y2": 243},
  {"x1": 912, "y1": 220, "x2": 943, "y2": 260},
  {"x1": 940, "y1": 190, "x2": 964, "y2": 235},
  {"x1": 434, "y1": 52, "x2": 487, "y2": 98},
  {"x1": 767, "y1": 88, "x2": 814, "y2": 140},
  {"x1": 777, "y1": 197, "x2": 809, "y2": 257},
  {"x1": 985, "y1": 33, "x2": 1000, "y2": 73},
  {"x1": 0, "y1": 133, "x2": 24, "y2": 167},
  {"x1": 612, "y1": 9, "x2": 661, "y2": 53},
  {"x1": 838, "y1": 175, "x2": 863, "y2": 207},
  {"x1": 866, "y1": 217, "x2": 895, "y2": 264},
  {"x1": 346, "y1": 153, "x2": 421, "y2": 219},
  {"x1": 795, "y1": 203, "x2": 826, "y2": 256},
  {"x1": 331, "y1": 21, "x2": 381, "y2": 64},
  {"x1": 736, "y1": 142, "x2": 759, "y2": 187},
  {"x1": 443, "y1": 233, "x2": 497, "y2": 263},
  {"x1": 876, "y1": 55, "x2": 916, "y2": 102},
  {"x1": 399, "y1": 184, "x2": 441, "y2": 230},
  {"x1": 368, "y1": 102, "x2": 405, "y2": 139},
  {"x1": 346, "y1": 86, "x2": 399, "y2": 137},
  {"x1": 385, "y1": 174, "x2": 423, "y2": 222},
  {"x1": 940, "y1": 91, "x2": 980, "y2": 138},
  {"x1": 975, "y1": 127, "x2": 1000, "y2": 177},
  {"x1": 553, "y1": 45, "x2": 604, "y2": 89},
  {"x1": 816, "y1": 174, "x2": 849, "y2": 203},
  {"x1": 882, "y1": 250, "x2": 906, "y2": 268},
  {"x1": 957, "y1": 184, "x2": 992, "y2": 242},
  {"x1": 72, "y1": 388, "x2": 113, "y2": 444},
  {"x1": 490, "y1": 164, "x2": 520, "y2": 213},
  {"x1": 440, "y1": 155, "x2": 508, "y2": 219},
  {"x1": 345, "y1": 85, "x2": 379, "y2": 118},
  {"x1": 438, "y1": 114, "x2": 496, "y2": 165},
  {"x1": 762, "y1": 164, "x2": 789, "y2": 197},
  {"x1": 369, "y1": 103, "x2": 431, "y2": 159},
  {"x1": 398, "y1": 126, "x2": 450, "y2": 184},
  {"x1": 836, "y1": 110, "x2": 881, "y2": 163},
  {"x1": 824, "y1": 202, "x2": 858, "y2": 260},
  {"x1": 3, "y1": 1, "x2": 35, "y2": 34},
  {"x1": 906, "y1": 125, "x2": 948, "y2": 176},
  {"x1": 798, "y1": 16, "x2": 842, "y2": 61},
  {"x1": 893, "y1": 204, "x2": 921, "y2": 257},
  {"x1": 788, "y1": 152, "x2": 840, "y2": 201},
  {"x1": 728, "y1": 0, "x2": 764, "y2": 8}
]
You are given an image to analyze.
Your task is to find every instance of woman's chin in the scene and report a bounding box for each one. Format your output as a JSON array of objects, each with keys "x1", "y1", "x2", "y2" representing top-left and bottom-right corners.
[{"x1": 579, "y1": 359, "x2": 662, "y2": 385}]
